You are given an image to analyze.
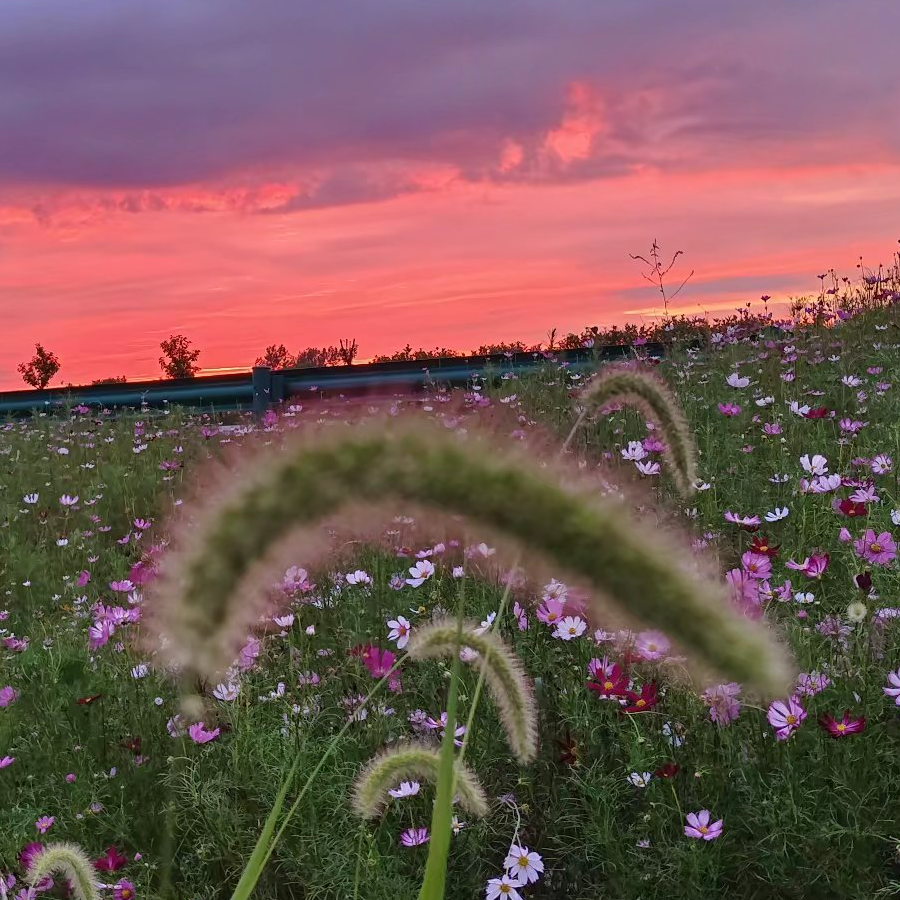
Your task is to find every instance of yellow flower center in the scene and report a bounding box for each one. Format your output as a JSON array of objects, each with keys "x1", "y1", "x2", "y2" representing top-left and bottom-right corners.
[
  {"x1": 500, "y1": 887, "x2": 512, "y2": 895},
  {"x1": 636, "y1": 699, "x2": 646, "y2": 708},
  {"x1": 837, "y1": 723, "x2": 846, "y2": 732},
  {"x1": 519, "y1": 855, "x2": 529, "y2": 866},
  {"x1": 699, "y1": 825, "x2": 708, "y2": 834},
  {"x1": 786, "y1": 714, "x2": 797, "y2": 725},
  {"x1": 871, "y1": 543, "x2": 883, "y2": 553},
  {"x1": 604, "y1": 680, "x2": 613, "y2": 690}
]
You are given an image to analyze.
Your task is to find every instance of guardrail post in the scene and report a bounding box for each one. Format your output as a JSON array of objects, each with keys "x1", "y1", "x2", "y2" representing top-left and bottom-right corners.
[{"x1": 251, "y1": 366, "x2": 272, "y2": 419}]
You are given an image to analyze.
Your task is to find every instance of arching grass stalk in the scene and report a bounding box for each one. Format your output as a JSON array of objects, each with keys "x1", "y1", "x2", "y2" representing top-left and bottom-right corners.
[
  {"x1": 229, "y1": 655, "x2": 405, "y2": 900},
  {"x1": 580, "y1": 365, "x2": 698, "y2": 496},
  {"x1": 456, "y1": 559, "x2": 519, "y2": 770}
]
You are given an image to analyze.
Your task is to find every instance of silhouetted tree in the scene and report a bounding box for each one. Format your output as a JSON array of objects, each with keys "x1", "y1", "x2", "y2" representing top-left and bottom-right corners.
[
  {"x1": 294, "y1": 347, "x2": 334, "y2": 368},
  {"x1": 18, "y1": 343, "x2": 60, "y2": 389},
  {"x1": 159, "y1": 334, "x2": 201, "y2": 379},
  {"x1": 335, "y1": 338, "x2": 359, "y2": 365},
  {"x1": 371, "y1": 344, "x2": 461, "y2": 362},
  {"x1": 255, "y1": 344, "x2": 294, "y2": 370}
]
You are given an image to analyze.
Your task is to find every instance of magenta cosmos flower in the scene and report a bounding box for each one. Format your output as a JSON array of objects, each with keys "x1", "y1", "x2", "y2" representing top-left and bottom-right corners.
[
  {"x1": 187, "y1": 722, "x2": 220, "y2": 744},
  {"x1": 114, "y1": 879, "x2": 136, "y2": 900},
  {"x1": 0, "y1": 686, "x2": 19, "y2": 707},
  {"x1": 819, "y1": 711, "x2": 866, "y2": 738},
  {"x1": 684, "y1": 810, "x2": 723, "y2": 840},
  {"x1": 854, "y1": 530, "x2": 897, "y2": 566},
  {"x1": 767, "y1": 696, "x2": 807, "y2": 740},
  {"x1": 35, "y1": 816, "x2": 55, "y2": 834}
]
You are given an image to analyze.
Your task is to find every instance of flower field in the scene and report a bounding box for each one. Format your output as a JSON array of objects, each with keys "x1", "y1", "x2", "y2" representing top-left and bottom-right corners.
[{"x1": 5, "y1": 303, "x2": 900, "y2": 899}]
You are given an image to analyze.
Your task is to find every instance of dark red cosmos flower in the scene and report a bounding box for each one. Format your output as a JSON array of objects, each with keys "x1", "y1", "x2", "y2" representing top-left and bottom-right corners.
[
  {"x1": 95, "y1": 846, "x2": 129, "y2": 872},
  {"x1": 76, "y1": 694, "x2": 102, "y2": 706},
  {"x1": 623, "y1": 683, "x2": 658, "y2": 713},
  {"x1": 121, "y1": 736, "x2": 142, "y2": 754},
  {"x1": 556, "y1": 732, "x2": 582, "y2": 767},
  {"x1": 819, "y1": 711, "x2": 866, "y2": 738},
  {"x1": 750, "y1": 536, "x2": 779, "y2": 558},
  {"x1": 838, "y1": 499, "x2": 868, "y2": 518},
  {"x1": 804, "y1": 407, "x2": 829, "y2": 419},
  {"x1": 854, "y1": 571, "x2": 873, "y2": 593},
  {"x1": 654, "y1": 762, "x2": 679, "y2": 778}
]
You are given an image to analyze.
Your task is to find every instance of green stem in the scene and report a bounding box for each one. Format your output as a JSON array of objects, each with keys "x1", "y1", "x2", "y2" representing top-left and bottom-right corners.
[{"x1": 417, "y1": 592, "x2": 465, "y2": 900}]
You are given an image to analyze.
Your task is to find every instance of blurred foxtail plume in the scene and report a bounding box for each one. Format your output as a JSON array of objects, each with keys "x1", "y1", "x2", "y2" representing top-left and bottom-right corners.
[{"x1": 142, "y1": 413, "x2": 792, "y2": 700}]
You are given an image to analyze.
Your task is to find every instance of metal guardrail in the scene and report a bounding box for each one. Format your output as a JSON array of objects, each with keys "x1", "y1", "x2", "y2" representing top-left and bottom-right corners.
[{"x1": 0, "y1": 343, "x2": 666, "y2": 417}]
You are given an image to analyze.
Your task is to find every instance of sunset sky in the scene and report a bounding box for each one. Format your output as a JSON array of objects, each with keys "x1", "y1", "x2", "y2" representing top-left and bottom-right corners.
[{"x1": 1, "y1": 0, "x2": 899, "y2": 389}]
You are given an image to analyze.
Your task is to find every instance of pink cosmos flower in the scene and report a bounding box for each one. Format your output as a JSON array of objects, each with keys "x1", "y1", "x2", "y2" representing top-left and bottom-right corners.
[
  {"x1": 0, "y1": 686, "x2": 19, "y2": 707},
  {"x1": 723, "y1": 511, "x2": 761, "y2": 528},
  {"x1": 535, "y1": 597, "x2": 565, "y2": 626},
  {"x1": 854, "y1": 530, "x2": 897, "y2": 566},
  {"x1": 725, "y1": 568, "x2": 760, "y2": 612},
  {"x1": 767, "y1": 696, "x2": 807, "y2": 740},
  {"x1": 512, "y1": 601, "x2": 528, "y2": 631},
  {"x1": 0, "y1": 756, "x2": 14, "y2": 768},
  {"x1": 795, "y1": 672, "x2": 831, "y2": 697},
  {"x1": 400, "y1": 827, "x2": 429, "y2": 847},
  {"x1": 114, "y1": 879, "x2": 136, "y2": 900},
  {"x1": 684, "y1": 810, "x2": 723, "y2": 840},
  {"x1": 718, "y1": 402, "x2": 741, "y2": 416},
  {"x1": 785, "y1": 553, "x2": 829, "y2": 579},
  {"x1": 35, "y1": 816, "x2": 55, "y2": 834},
  {"x1": 77, "y1": 570, "x2": 91, "y2": 586},
  {"x1": 701, "y1": 682, "x2": 742, "y2": 725},
  {"x1": 634, "y1": 630, "x2": 670, "y2": 661},
  {"x1": 883, "y1": 668, "x2": 900, "y2": 705},
  {"x1": 741, "y1": 551, "x2": 771, "y2": 580},
  {"x1": 187, "y1": 722, "x2": 220, "y2": 744}
]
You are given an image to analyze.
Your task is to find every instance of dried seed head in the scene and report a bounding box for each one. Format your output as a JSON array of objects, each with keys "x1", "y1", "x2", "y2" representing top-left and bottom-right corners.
[{"x1": 352, "y1": 743, "x2": 488, "y2": 819}]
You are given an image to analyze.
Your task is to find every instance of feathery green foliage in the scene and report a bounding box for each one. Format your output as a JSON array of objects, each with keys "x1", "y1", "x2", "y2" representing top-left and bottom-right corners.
[
  {"x1": 146, "y1": 417, "x2": 792, "y2": 695},
  {"x1": 351, "y1": 743, "x2": 489, "y2": 819},
  {"x1": 580, "y1": 364, "x2": 698, "y2": 496},
  {"x1": 26, "y1": 843, "x2": 100, "y2": 900},
  {"x1": 408, "y1": 620, "x2": 537, "y2": 764}
]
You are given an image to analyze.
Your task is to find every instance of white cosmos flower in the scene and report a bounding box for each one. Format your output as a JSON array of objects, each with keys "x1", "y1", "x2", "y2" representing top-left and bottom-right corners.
[
  {"x1": 800, "y1": 454, "x2": 828, "y2": 476},
  {"x1": 765, "y1": 507, "x2": 789, "y2": 522},
  {"x1": 726, "y1": 372, "x2": 750, "y2": 388},
  {"x1": 621, "y1": 441, "x2": 647, "y2": 461},
  {"x1": 406, "y1": 559, "x2": 435, "y2": 587},
  {"x1": 503, "y1": 844, "x2": 544, "y2": 885}
]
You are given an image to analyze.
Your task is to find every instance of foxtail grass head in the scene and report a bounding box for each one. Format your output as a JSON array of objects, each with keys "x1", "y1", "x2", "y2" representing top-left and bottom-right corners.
[
  {"x1": 580, "y1": 364, "x2": 697, "y2": 496},
  {"x1": 408, "y1": 620, "x2": 537, "y2": 764},
  {"x1": 143, "y1": 415, "x2": 793, "y2": 698},
  {"x1": 351, "y1": 743, "x2": 489, "y2": 819},
  {"x1": 25, "y1": 843, "x2": 100, "y2": 900}
]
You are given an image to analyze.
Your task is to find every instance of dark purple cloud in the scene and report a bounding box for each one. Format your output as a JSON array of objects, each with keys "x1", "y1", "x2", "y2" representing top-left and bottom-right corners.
[{"x1": 0, "y1": 0, "x2": 896, "y2": 198}]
